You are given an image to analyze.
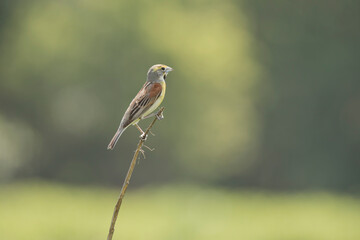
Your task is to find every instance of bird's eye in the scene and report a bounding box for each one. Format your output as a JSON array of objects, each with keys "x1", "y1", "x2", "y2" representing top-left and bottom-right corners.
[{"x1": 161, "y1": 67, "x2": 165, "y2": 71}]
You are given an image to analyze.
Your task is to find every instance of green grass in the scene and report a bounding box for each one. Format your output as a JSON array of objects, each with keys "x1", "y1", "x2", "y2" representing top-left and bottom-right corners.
[{"x1": 0, "y1": 182, "x2": 359, "y2": 240}]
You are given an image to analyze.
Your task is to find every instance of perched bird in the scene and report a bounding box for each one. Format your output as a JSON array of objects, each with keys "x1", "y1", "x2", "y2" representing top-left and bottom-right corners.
[{"x1": 107, "y1": 64, "x2": 173, "y2": 150}]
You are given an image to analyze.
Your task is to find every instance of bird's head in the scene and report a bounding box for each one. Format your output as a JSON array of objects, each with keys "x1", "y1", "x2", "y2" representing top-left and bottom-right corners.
[{"x1": 147, "y1": 64, "x2": 173, "y2": 81}]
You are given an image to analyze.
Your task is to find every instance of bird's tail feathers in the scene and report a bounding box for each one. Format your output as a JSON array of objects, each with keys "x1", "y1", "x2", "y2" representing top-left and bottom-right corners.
[{"x1": 107, "y1": 127, "x2": 125, "y2": 150}]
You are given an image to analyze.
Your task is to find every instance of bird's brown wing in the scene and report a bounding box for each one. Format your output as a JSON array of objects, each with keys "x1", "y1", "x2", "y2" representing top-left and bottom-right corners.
[{"x1": 120, "y1": 82, "x2": 162, "y2": 128}]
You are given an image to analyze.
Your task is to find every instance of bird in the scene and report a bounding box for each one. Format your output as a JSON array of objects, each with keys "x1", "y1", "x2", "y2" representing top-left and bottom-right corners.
[{"x1": 107, "y1": 64, "x2": 173, "y2": 150}]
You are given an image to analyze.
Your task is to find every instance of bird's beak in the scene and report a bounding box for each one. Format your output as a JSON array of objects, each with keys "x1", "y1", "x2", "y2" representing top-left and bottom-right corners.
[{"x1": 165, "y1": 67, "x2": 173, "y2": 73}]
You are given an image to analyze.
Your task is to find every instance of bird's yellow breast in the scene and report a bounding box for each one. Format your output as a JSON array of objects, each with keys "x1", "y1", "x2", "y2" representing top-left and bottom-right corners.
[{"x1": 142, "y1": 80, "x2": 166, "y2": 118}]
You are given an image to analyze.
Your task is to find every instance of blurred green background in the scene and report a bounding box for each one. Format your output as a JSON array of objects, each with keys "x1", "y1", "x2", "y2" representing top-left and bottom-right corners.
[{"x1": 0, "y1": 0, "x2": 359, "y2": 239}]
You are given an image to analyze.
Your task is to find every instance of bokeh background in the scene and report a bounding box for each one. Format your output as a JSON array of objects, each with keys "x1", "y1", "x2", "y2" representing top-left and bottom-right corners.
[{"x1": 0, "y1": 0, "x2": 359, "y2": 239}]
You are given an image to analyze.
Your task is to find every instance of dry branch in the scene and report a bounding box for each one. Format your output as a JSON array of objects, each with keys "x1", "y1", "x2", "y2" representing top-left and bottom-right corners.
[{"x1": 107, "y1": 107, "x2": 165, "y2": 240}]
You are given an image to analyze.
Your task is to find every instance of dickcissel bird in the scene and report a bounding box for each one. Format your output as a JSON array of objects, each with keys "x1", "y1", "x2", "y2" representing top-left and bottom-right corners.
[{"x1": 107, "y1": 64, "x2": 173, "y2": 150}]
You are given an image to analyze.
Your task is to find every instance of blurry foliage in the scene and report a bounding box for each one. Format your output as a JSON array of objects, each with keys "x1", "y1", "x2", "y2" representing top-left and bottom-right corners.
[
  {"x1": 0, "y1": 116, "x2": 39, "y2": 180},
  {"x1": 0, "y1": 0, "x2": 359, "y2": 190},
  {"x1": 240, "y1": 0, "x2": 360, "y2": 190}
]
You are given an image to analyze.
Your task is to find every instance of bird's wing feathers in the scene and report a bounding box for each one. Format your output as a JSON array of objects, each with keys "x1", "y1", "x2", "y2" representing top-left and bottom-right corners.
[{"x1": 121, "y1": 82, "x2": 162, "y2": 127}]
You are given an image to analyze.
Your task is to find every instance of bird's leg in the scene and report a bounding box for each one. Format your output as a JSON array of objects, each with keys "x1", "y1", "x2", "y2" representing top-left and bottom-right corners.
[
  {"x1": 135, "y1": 123, "x2": 147, "y2": 140},
  {"x1": 156, "y1": 110, "x2": 164, "y2": 120},
  {"x1": 135, "y1": 123, "x2": 144, "y2": 134}
]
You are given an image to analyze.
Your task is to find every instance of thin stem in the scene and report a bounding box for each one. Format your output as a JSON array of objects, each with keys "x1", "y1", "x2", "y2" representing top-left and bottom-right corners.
[{"x1": 107, "y1": 107, "x2": 165, "y2": 240}]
